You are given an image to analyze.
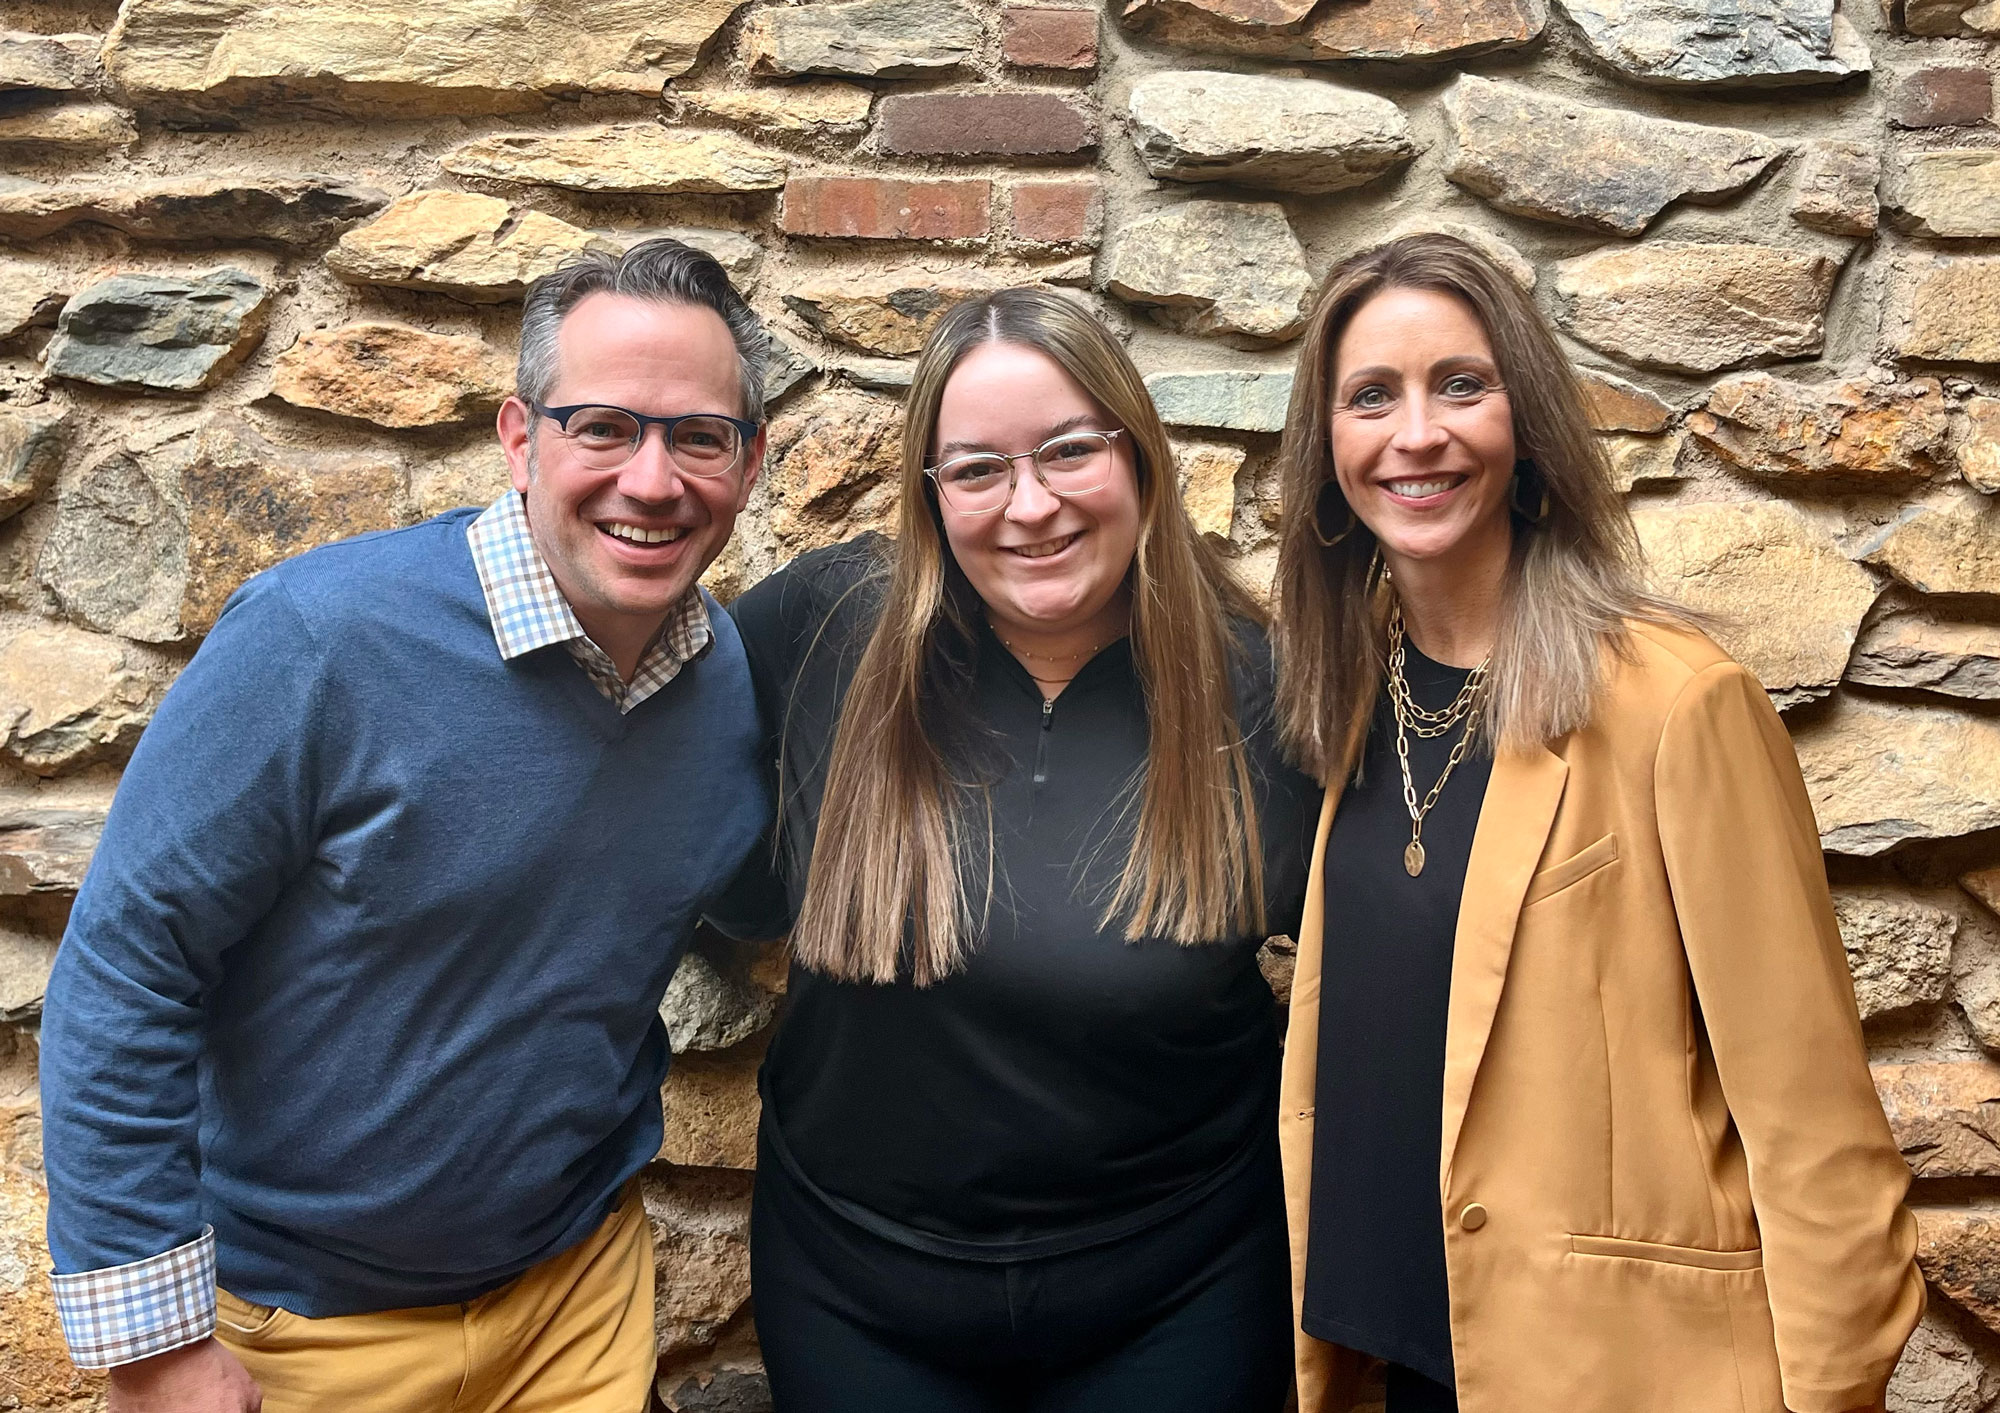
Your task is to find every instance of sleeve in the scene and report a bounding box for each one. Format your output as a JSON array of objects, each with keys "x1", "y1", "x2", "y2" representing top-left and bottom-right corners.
[
  {"x1": 702, "y1": 563, "x2": 803, "y2": 942},
  {"x1": 38, "y1": 577, "x2": 330, "y2": 1366},
  {"x1": 1655, "y1": 662, "x2": 1923, "y2": 1413}
]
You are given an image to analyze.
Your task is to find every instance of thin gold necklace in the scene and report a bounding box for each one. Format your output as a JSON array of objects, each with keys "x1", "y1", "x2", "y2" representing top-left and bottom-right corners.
[
  {"x1": 1388, "y1": 606, "x2": 1490, "y2": 878},
  {"x1": 998, "y1": 634, "x2": 1105, "y2": 663}
]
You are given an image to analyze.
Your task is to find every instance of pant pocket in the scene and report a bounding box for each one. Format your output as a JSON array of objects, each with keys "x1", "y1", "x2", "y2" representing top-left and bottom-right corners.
[{"x1": 215, "y1": 1287, "x2": 287, "y2": 1339}]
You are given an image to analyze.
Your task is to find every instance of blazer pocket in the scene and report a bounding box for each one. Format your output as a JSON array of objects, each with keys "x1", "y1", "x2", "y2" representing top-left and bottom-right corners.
[
  {"x1": 215, "y1": 1287, "x2": 286, "y2": 1339},
  {"x1": 1523, "y1": 832, "x2": 1620, "y2": 907},
  {"x1": 1569, "y1": 1233, "x2": 1763, "y2": 1271}
]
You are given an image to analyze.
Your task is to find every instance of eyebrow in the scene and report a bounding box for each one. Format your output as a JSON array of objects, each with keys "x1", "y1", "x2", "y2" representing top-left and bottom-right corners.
[
  {"x1": 1336, "y1": 354, "x2": 1501, "y2": 391},
  {"x1": 937, "y1": 412, "x2": 1097, "y2": 458}
]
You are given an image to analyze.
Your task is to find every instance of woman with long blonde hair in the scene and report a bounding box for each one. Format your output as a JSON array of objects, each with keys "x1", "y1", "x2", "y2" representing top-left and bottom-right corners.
[
  {"x1": 1271, "y1": 232, "x2": 1921, "y2": 1413},
  {"x1": 712, "y1": 288, "x2": 1317, "y2": 1410}
]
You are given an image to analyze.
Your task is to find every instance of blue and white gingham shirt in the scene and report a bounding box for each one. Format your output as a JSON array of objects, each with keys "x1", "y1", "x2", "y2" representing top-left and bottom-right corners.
[{"x1": 48, "y1": 493, "x2": 712, "y2": 1369}]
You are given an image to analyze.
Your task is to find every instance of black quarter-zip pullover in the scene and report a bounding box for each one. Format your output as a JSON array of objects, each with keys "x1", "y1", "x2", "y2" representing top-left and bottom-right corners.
[{"x1": 714, "y1": 537, "x2": 1321, "y2": 1254}]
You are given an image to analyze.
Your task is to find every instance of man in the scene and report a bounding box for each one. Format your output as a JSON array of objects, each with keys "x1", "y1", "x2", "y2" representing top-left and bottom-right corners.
[{"x1": 38, "y1": 238, "x2": 771, "y2": 1412}]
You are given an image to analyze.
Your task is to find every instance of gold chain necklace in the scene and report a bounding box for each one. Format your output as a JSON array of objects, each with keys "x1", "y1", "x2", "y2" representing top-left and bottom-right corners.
[
  {"x1": 998, "y1": 634, "x2": 1105, "y2": 664},
  {"x1": 1388, "y1": 606, "x2": 1491, "y2": 878}
]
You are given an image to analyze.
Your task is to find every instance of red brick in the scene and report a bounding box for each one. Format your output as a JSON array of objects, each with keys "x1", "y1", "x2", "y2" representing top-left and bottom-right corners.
[
  {"x1": 1893, "y1": 66, "x2": 1994, "y2": 128},
  {"x1": 780, "y1": 176, "x2": 991, "y2": 241},
  {"x1": 875, "y1": 91, "x2": 1097, "y2": 158},
  {"x1": 1008, "y1": 178, "x2": 1103, "y2": 248},
  {"x1": 1001, "y1": 6, "x2": 1098, "y2": 69}
]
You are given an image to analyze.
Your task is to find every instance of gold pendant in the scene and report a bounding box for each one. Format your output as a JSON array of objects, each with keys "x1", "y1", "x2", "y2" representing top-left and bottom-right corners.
[{"x1": 1405, "y1": 839, "x2": 1425, "y2": 877}]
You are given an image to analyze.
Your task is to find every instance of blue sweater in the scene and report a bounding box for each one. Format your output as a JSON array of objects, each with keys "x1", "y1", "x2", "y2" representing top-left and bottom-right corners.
[{"x1": 39, "y1": 508, "x2": 767, "y2": 1315}]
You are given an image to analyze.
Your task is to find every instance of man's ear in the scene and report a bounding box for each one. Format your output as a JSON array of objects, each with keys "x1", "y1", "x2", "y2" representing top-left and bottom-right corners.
[
  {"x1": 734, "y1": 427, "x2": 768, "y2": 511},
  {"x1": 498, "y1": 397, "x2": 534, "y2": 494}
]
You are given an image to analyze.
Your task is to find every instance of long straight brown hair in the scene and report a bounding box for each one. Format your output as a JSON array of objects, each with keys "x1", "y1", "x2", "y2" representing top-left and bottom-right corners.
[
  {"x1": 789, "y1": 289, "x2": 1266, "y2": 986},
  {"x1": 1273, "y1": 234, "x2": 1687, "y2": 782}
]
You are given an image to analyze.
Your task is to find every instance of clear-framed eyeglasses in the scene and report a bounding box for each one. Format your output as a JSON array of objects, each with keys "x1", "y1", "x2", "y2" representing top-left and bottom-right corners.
[
  {"x1": 530, "y1": 401, "x2": 760, "y2": 478},
  {"x1": 925, "y1": 428, "x2": 1126, "y2": 516}
]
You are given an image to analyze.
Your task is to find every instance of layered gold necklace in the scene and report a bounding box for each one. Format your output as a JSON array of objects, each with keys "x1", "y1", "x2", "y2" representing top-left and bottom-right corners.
[{"x1": 1387, "y1": 605, "x2": 1490, "y2": 878}]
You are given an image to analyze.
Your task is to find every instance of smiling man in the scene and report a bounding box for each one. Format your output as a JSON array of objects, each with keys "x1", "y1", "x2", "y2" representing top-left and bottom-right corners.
[{"x1": 38, "y1": 239, "x2": 771, "y2": 1413}]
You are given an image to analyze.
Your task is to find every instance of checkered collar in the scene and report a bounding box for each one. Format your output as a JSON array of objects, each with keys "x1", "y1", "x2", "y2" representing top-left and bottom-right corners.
[{"x1": 465, "y1": 493, "x2": 711, "y2": 712}]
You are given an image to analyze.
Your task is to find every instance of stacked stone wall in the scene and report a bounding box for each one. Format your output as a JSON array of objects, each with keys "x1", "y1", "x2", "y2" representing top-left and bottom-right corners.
[{"x1": 0, "y1": 0, "x2": 1995, "y2": 1407}]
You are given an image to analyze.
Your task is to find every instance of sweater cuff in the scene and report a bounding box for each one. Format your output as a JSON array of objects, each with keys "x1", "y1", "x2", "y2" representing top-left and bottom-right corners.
[{"x1": 50, "y1": 1226, "x2": 216, "y2": 1369}]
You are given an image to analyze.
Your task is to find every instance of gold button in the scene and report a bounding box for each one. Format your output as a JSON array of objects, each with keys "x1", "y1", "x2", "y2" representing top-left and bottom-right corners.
[{"x1": 1459, "y1": 1203, "x2": 1488, "y2": 1231}]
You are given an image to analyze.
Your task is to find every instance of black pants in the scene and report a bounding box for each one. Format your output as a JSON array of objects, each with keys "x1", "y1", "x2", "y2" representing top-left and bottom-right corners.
[
  {"x1": 1386, "y1": 1363, "x2": 1458, "y2": 1412},
  {"x1": 751, "y1": 1134, "x2": 1293, "y2": 1413}
]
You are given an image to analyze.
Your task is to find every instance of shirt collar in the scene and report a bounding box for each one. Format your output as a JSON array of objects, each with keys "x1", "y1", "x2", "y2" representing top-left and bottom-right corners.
[{"x1": 465, "y1": 493, "x2": 713, "y2": 705}]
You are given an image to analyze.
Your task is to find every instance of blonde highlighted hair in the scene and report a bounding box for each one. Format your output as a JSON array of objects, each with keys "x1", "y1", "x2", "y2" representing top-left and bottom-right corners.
[
  {"x1": 1273, "y1": 234, "x2": 1687, "y2": 781},
  {"x1": 788, "y1": 289, "x2": 1267, "y2": 986}
]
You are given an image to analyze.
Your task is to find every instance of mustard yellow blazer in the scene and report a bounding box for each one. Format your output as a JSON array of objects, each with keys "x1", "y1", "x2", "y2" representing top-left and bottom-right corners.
[{"x1": 1280, "y1": 620, "x2": 1924, "y2": 1413}]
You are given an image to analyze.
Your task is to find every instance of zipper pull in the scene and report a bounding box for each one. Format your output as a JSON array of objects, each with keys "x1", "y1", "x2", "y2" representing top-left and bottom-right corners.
[{"x1": 1042, "y1": 698, "x2": 1054, "y2": 729}]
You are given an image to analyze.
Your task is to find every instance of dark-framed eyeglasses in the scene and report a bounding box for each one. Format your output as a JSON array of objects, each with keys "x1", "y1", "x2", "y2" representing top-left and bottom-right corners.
[
  {"x1": 924, "y1": 429, "x2": 1125, "y2": 516},
  {"x1": 530, "y1": 401, "x2": 761, "y2": 478}
]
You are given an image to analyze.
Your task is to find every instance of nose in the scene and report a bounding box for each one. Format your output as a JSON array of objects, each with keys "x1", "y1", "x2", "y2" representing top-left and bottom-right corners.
[
  {"x1": 1004, "y1": 459, "x2": 1062, "y2": 523},
  {"x1": 1389, "y1": 395, "x2": 1450, "y2": 454},
  {"x1": 616, "y1": 424, "x2": 689, "y2": 504}
]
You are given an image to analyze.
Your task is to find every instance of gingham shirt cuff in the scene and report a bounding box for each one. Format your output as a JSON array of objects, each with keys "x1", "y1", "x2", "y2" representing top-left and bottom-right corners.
[{"x1": 50, "y1": 1226, "x2": 216, "y2": 1369}]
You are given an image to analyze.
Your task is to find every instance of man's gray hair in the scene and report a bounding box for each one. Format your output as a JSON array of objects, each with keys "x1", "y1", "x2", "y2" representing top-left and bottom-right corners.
[{"x1": 517, "y1": 237, "x2": 770, "y2": 424}]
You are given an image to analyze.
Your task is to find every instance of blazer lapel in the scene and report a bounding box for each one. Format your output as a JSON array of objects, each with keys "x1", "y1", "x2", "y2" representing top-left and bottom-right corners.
[{"x1": 1439, "y1": 742, "x2": 1568, "y2": 1193}]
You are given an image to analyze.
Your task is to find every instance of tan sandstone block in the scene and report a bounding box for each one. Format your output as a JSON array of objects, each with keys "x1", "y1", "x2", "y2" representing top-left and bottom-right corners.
[
  {"x1": 1580, "y1": 370, "x2": 1673, "y2": 435},
  {"x1": 1835, "y1": 887, "x2": 1957, "y2": 1021},
  {"x1": 103, "y1": 0, "x2": 747, "y2": 118},
  {"x1": 1792, "y1": 695, "x2": 2000, "y2": 855},
  {"x1": 1960, "y1": 397, "x2": 2000, "y2": 493},
  {"x1": 1861, "y1": 490, "x2": 2000, "y2": 598},
  {"x1": 658, "y1": 1037, "x2": 763, "y2": 1171},
  {"x1": 767, "y1": 390, "x2": 904, "y2": 561},
  {"x1": 1175, "y1": 439, "x2": 1246, "y2": 538},
  {"x1": 1888, "y1": 150, "x2": 2000, "y2": 239},
  {"x1": 1119, "y1": 0, "x2": 1546, "y2": 62},
  {"x1": 442, "y1": 125, "x2": 788, "y2": 196},
  {"x1": 642, "y1": 1167, "x2": 753, "y2": 1360},
  {"x1": 0, "y1": 101, "x2": 134, "y2": 154},
  {"x1": 1687, "y1": 373, "x2": 1953, "y2": 487},
  {"x1": 1895, "y1": 257, "x2": 2000, "y2": 364},
  {"x1": 1875, "y1": 1059, "x2": 2000, "y2": 1178},
  {"x1": 669, "y1": 82, "x2": 874, "y2": 136},
  {"x1": 272, "y1": 323, "x2": 512, "y2": 430},
  {"x1": 328, "y1": 190, "x2": 613, "y2": 304},
  {"x1": 1917, "y1": 1206, "x2": 2000, "y2": 1335},
  {"x1": 1631, "y1": 501, "x2": 1878, "y2": 707},
  {"x1": 782, "y1": 270, "x2": 1003, "y2": 356},
  {"x1": 0, "y1": 625, "x2": 164, "y2": 778}
]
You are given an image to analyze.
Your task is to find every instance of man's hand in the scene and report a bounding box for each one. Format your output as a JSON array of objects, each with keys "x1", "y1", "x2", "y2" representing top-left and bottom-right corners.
[{"x1": 107, "y1": 1339, "x2": 261, "y2": 1413}]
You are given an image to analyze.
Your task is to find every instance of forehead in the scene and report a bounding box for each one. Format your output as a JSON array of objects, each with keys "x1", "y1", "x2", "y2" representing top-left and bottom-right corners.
[
  {"x1": 1334, "y1": 286, "x2": 1495, "y2": 376},
  {"x1": 548, "y1": 292, "x2": 742, "y2": 409},
  {"x1": 935, "y1": 341, "x2": 1105, "y2": 440}
]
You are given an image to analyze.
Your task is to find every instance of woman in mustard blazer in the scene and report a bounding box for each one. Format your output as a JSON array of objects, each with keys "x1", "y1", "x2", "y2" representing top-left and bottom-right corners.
[{"x1": 1268, "y1": 233, "x2": 1923, "y2": 1413}]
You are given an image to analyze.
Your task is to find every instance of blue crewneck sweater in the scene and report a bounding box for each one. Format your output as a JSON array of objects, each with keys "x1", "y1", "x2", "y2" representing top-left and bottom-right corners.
[{"x1": 39, "y1": 508, "x2": 768, "y2": 1315}]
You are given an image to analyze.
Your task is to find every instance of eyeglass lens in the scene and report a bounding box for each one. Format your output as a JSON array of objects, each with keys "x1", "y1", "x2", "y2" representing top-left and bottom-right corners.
[
  {"x1": 558, "y1": 407, "x2": 743, "y2": 477},
  {"x1": 934, "y1": 432, "x2": 1115, "y2": 513}
]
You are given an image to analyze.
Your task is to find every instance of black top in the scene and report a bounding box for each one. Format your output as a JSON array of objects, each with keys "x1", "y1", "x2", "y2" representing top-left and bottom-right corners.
[
  {"x1": 1302, "y1": 640, "x2": 1494, "y2": 1388},
  {"x1": 711, "y1": 537, "x2": 1320, "y2": 1255}
]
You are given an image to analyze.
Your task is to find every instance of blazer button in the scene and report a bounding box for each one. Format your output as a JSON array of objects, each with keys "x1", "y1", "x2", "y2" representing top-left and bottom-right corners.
[{"x1": 1458, "y1": 1203, "x2": 1488, "y2": 1231}]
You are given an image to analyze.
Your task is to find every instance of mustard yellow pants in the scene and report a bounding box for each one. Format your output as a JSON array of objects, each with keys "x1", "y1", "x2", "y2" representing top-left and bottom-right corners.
[{"x1": 214, "y1": 1184, "x2": 655, "y2": 1413}]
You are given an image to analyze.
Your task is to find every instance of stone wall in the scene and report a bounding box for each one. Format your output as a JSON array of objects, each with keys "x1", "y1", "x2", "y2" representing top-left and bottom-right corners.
[{"x1": 0, "y1": 0, "x2": 1995, "y2": 1407}]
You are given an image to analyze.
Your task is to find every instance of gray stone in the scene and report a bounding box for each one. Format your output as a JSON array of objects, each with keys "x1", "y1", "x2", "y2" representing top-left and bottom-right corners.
[
  {"x1": 665, "y1": 1370, "x2": 773, "y2": 1413},
  {"x1": 0, "y1": 177, "x2": 387, "y2": 246},
  {"x1": 661, "y1": 949, "x2": 778, "y2": 1055},
  {"x1": 834, "y1": 357, "x2": 916, "y2": 392},
  {"x1": 1553, "y1": 242, "x2": 1838, "y2": 373},
  {"x1": 1849, "y1": 609, "x2": 2000, "y2": 699},
  {"x1": 0, "y1": 405, "x2": 67, "y2": 521},
  {"x1": 1443, "y1": 76, "x2": 1783, "y2": 236},
  {"x1": 0, "y1": 32, "x2": 99, "y2": 93},
  {"x1": 1860, "y1": 492, "x2": 2000, "y2": 600},
  {"x1": 0, "y1": 623, "x2": 165, "y2": 778},
  {"x1": 1118, "y1": 0, "x2": 1548, "y2": 63},
  {"x1": 1553, "y1": 0, "x2": 1869, "y2": 87},
  {"x1": 45, "y1": 268, "x2": 270, "y2": 395},
  {"x1": 1886, "y1": 150, "x2": 2000, "y2": 240},
  {"x1": 1792, "y1": 694, "x2": 2000, "y2": 855},
  {"x1": 0, "y1": 803, "x2": 106, "y2": 898},
  {"x1": 1145, "y1": 370, "x2": 1294, "y2": 434},
  {"x1": 1127, "y1": 71, "x2": 1417, "y2": 195},
  {"x1": 765, "y1": 335, "x2": 818, "y2": 404},
  {"x1": 744, "y1": 0, "x2": 982, "y2": 78},
  {"x1": 655, "y1": 228, "x2": 763, "y2": 288},
  {"x1": 1792, "y1": 139, "x2": 1880, "y2": 237},
  {"x1": 1834, "y1": 886, "x2": 1957, "y2": 1020},
  {"x1": 1102, "y1": 201, "x2": 1312, "y2": 343},
  {"x1": 38, "y1": 444, "x2": 189, "y2": 643}
]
